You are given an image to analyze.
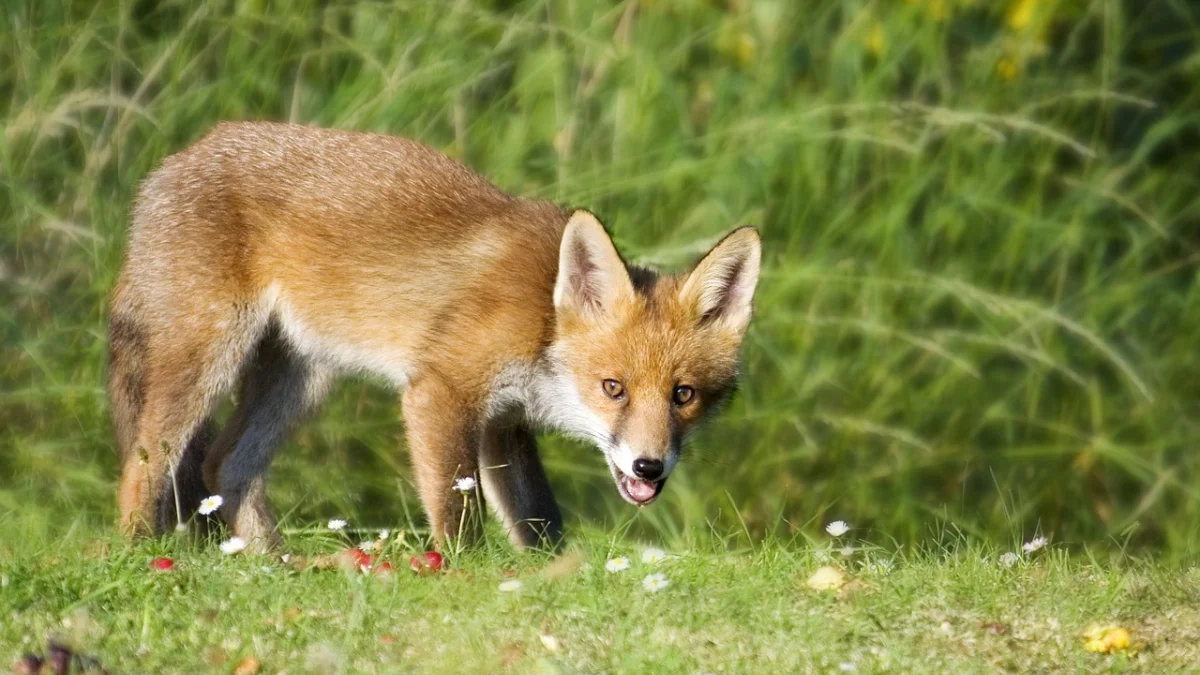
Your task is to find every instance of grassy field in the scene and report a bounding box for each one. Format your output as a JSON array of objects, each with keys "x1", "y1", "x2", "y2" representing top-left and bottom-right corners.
[
  {"x1": 4, "y1": 527, "x2": 1199, "y2": 673},
  {"x1": 2, "y1": 0, "x2": 1200, "y2": 671}
]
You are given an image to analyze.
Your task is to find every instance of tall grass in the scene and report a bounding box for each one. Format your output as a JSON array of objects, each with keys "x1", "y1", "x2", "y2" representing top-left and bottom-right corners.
[{"x1": 2, "y1": 0, "x2": 1198, "y2": 554}]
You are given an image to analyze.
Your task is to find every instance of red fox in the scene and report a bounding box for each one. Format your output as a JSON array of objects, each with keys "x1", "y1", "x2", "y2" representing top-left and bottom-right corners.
[{"x1": 108, "y1": 122, "x2": 761, "y2": 551}]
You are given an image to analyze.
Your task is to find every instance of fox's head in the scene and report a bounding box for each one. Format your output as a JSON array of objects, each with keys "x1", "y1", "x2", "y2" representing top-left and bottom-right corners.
[{"x1": 545, "y1": 210, "x2": 761, "y2": 506}]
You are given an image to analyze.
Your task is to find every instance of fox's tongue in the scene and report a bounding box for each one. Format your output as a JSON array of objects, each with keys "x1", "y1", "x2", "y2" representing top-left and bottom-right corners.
[{"x1": 624, "y1": 477, "x2": 658, "y2": 503}]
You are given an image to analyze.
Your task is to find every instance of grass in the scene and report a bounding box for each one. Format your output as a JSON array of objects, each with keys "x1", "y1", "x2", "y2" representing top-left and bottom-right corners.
[
  {"x1": 2, "y1": 0, "x2": 1200, "y2": 670},
  {"x1": 4, "y1": 528, "x2": 1199, "y2": 673}
]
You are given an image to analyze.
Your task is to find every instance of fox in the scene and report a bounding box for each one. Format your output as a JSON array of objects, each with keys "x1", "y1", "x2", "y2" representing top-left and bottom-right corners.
[{"x1": 107, "y1": 121, "x2": 761, "y2": 552}]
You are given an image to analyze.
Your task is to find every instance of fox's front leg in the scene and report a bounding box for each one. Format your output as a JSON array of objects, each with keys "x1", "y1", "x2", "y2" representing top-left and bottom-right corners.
[
  {"x1": 479, "y1": 420, "x2": 563, "y2": 550},
  {"x1": 401, "y1": 377, "x2": 484, "y2": 548}
]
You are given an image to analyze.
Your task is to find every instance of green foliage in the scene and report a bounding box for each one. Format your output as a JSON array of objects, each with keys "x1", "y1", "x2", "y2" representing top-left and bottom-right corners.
[{"x1": 2, "y1": 0, "x2": 1198, "y2": 552}]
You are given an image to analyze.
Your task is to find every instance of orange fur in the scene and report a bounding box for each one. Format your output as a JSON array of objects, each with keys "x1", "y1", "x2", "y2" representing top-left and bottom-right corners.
[{"x1": 108, "y1": 122, "x2": 761, "y2": 551}]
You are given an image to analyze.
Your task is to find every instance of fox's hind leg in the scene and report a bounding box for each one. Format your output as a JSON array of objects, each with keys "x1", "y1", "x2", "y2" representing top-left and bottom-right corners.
[
  {"x1": 203, "y1": 328, "x2": 330, "y2": 552},
  {"x1": 112, "y1": 297, "x2": 266, "y2": 538},
  {"x1": 479, "y1": 420, "x2": 563, "y2": 550}
]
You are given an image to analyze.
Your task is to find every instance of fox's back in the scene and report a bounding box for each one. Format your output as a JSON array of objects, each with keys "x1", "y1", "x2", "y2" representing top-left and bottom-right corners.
[{"x1": 120, "y1": 122, "x2": 570, "y2": 384}]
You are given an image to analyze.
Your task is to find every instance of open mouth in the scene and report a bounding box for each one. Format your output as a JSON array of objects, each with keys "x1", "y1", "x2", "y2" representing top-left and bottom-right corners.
[{"x1": 607, "y1": 457, "x2": 667, "y2": 506}]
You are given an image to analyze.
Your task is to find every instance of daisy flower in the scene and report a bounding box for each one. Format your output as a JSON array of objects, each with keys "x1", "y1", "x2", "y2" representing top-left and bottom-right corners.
[
  {"x1": 220, "y1": 537, "x2": 247, "y2": 555},
  {"x1": 825, "y1": 520, "x2": 850, "y2": 537},
  {"x1": 642, "y1": 572, "x2": 670, "y2": 592},
  {"x1": 328, "y1": 519, "x2": 347, "y2": 531},
  {"x1": 641, "y1": 548, "x2": 667, "y2": 564},
  {"x1": 1022, "y1": 536, "x2": 1048, "y2": 554},
  {"x1": 498, "y1": 579, "x2": 523, "y2": 593},
  {"x1": 605, "y1": 556, "x2": 631, "y2": 573},
  {"x1": 358, "y1": 540, "x2": 378, "y2": 553},
  {"x1": 378, "y1": 529, "x2": 390, "y2": 540},
  {"x1": 453, "y1": 476, "x2": 477, "y2": 493},
  {"x1": 198, "y1": 495, "x2": 223, "y2": 515},
  {"x1": 999, "y1": 552, "x2": 1019, "y2": 568}
]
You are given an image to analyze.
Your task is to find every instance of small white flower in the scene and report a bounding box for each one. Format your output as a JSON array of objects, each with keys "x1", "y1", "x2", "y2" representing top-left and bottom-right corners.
[
  {"x1": 1022, "y1": 536, "x2": 1048, "y2": 554},
  {"x1": 199, "y1": 495, "x2": 224, "y2": 515},
  {"x1": 642, "y1": 572, "x2": 669, "y2": 592},
  {"x1": 220, "y1": 537, "x2": 247, "y2": 555},
  {"x1": 498, "y1": 579, "x2": 523, "y2": 593},
  {"x1": 378, "y1": 529, "x2": 389, "y2": 540},
  {"x1": 641, "y1": 548, "x2": 667, "y2": 564},
  {"x1": 826, "y1": 520, "x2": 850, "y2": 537},
  {"x1": 605, "y1": 556, "x2": 631, "y2": 573},
  {"x1": 453, "y1": 476, "x2": 477, "y2": 493},
  {"x1": 999, "y1": 552, "x2": 1020, "y2": 568},
  {"x1": 327, "y1": 519, "x2": 347, "y2": 531},
  {"x1": 358, "y1": 540, "x2": 378, "y2": 553},
  {"x1": 839, "y1": 546, "x2": 855, "y2": 558}
]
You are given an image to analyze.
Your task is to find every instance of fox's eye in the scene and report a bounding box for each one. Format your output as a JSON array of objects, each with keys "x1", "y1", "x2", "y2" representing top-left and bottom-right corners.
[
  {"x1": 672, "y1": 385, "x2": 695, "y2": 406},
  {"x1": 602, "y1": 379, "x2": 625, "y2": 400}
]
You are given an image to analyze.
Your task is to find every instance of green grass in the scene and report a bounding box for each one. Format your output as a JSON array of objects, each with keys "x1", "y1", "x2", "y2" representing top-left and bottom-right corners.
[
  {"x1": 4, "y1": 529, "x2": 1199, "y2": 673},
  {"x1": 3, "y1": 0, "x2": 1200, "y2": 670}
]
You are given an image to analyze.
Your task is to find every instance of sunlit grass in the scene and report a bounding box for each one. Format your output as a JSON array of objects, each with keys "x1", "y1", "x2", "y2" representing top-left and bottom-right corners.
[{"x1": 3, "y1": 525, "x2": 1198, "y2": 673}]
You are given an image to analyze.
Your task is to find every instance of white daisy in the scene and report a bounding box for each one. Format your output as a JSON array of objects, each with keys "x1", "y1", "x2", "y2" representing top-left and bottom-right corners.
[
  {"x1": 378, "y1": 529, "x2": 390, "y2": 540},
  {"x1": 453, "y1": 476, "x2": 477, "y2": 493},
  {"x1": 642, "y1": 572, "x2": 669, "y2": 592},
  {"x1": 327, "y1": 519, "x2": 347, "y2": 531},
  {"x1": 605, "y1": 556, "x2": 631, "y2": 573},
  {"x1": 358, "y1": 540, "x2": 378, "y2": 553},
  {"x1": 825, "y1": 520, "x2": 850, "y2": 537},
  {"x1": 1022, "y1": 536, "x2": 1048, "y2": 554},
  {"x1": 999, "y1": 552, "x2": 1019, "y2": 568},
  {"x1": 220, "y1": 537, "x2": 247, "y2": 555},
  {"x1": 641, "y1": 548, "x2": 667, "y2": 564},
  {"x1": 198, "y1": 495, "x2": 224, "y2": 515},
  {"x1": 498, "y1": 579, "x2": 523, "y2": 593}
]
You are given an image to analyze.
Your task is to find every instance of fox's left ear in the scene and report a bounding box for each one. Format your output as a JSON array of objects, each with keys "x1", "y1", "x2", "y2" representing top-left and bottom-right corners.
[{"x1": 679, "y1": 227, "x2": 761, "y2": 333}]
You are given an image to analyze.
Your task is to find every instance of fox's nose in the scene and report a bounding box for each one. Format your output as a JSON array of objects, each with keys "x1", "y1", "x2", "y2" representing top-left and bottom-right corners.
[{"x1": 632, "y1": 458, "x2": 664, "y2": 481}]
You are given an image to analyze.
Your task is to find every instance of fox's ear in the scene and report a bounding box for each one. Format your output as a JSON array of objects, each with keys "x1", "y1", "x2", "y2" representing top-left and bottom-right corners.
[
  {"x1": 679, "y1": 227, "x2": 761, "y2": 333},
  {"x1": 554, "y1": 210, "x2": 635, "y2": 317}
]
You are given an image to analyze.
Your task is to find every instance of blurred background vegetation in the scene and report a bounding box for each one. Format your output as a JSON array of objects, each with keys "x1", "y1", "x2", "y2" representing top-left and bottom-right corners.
[{"x1": 2, "y1": 0, "x2": 1198, "y2": 555}]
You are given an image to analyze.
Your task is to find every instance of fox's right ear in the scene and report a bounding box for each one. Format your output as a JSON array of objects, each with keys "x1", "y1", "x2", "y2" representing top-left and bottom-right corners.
[{"x1": 554, "y1": 210, "x2": 635, "y2": 317}]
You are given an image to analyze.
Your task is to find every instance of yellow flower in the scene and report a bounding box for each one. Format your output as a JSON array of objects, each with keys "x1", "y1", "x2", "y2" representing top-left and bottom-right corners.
[
  {"x1": 1082, "y1": 625, "x2": 1132, "y2": 654},
  {"x1": 996, "y1": 57, "x2": 1019, "y2": 81},
  {"x1": 806, "y1": 565, "x2": 848, "y2": 591},
  {"x1": 865, "y1": 23, "x2": 886, "y2": 57},
  {"x1": 1007, "y1": 0, "x2": 1036, "y2": 30}
]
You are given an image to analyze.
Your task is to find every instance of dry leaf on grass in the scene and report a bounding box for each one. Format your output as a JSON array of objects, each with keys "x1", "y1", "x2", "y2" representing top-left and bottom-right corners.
[
  {"x1": 806, "y1": 565, "x2": 847, "y2": 591},
  {"x1": 541, "y1": 552, "x2": 585, "y2": 581},
  {"x1": 232, "y1": 655, "x2": 261, "y2": 675}
]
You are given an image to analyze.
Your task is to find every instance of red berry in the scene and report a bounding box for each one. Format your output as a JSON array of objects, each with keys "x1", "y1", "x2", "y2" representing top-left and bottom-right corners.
[
  {"x1": 149, "y1": 557, "x2": 174, "y2": 571},
  {"x1": 409, "y1": 551, "x2": 444, "y2": 575},
  {"x1": 340, "y1": 547, "x2": 374, "y2": 571}
]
